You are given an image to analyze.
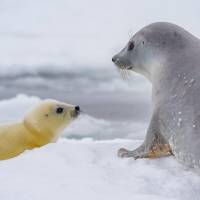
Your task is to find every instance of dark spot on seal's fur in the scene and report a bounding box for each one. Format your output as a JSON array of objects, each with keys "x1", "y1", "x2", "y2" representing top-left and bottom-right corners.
[
  {"x1": 174, "y1": 31, "x2": 178, "y2": 37},
  {"x1": 174, "y1": 31, "x2": 181, "y2": 40}
]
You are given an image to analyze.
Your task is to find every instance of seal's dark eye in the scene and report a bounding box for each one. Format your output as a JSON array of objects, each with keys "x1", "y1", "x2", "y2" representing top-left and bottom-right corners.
[
  {"x1": 128, "y1": 42, "x2": 134, "y2": 51},
  {"x1": 56, "y1": 107, "x2": 64, "y2": 114}
]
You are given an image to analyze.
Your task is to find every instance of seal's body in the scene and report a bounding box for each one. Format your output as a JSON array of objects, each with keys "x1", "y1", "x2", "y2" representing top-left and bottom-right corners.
[
  {"x1": 112, "y1": 22, "x2": 200, "y2": 168},
  {"x1": 0, "y1": 100, "x2": 80, "y2": 160}
]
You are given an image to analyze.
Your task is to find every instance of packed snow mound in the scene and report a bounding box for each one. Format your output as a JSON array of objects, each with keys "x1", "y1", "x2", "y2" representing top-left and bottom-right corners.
[{"x1": 0, "y1": 138, "x2": 199, "y2": 200}]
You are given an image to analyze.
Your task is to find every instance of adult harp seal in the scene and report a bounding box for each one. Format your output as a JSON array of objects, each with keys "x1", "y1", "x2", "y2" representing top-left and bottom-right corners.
[{"x1": 113, "y1": 22, "x2": 200, "y2": 168}]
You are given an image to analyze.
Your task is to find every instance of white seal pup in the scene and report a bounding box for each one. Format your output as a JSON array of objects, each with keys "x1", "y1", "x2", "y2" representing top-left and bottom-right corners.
[
  {"x1": 112, "y1": 22, "x2": 200, "y2": 168},
  {"x1": 0, "y1": 99, "x2": 80, "y2": 160}
]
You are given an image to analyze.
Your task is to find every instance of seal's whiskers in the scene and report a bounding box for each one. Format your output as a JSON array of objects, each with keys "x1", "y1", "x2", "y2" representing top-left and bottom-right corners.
[{"x1": 118, "y1": 68, "x2": 133, "y2": 83}]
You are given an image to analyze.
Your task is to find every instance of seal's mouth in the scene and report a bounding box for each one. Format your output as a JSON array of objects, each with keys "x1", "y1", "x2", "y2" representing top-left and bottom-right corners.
[
  {"x1": 112, "y1": 55, "x2": 134, "y2": 80},
  {"x1": 70, "y1": 108, "x2": 80, "y2": 118},
  {"x1": 116, "y1": 67, "x2": 133, "y2": 81},
  {"x1": 112, "y1": 56, "x2": 133, "y2": 70},
  {"x1": 116, "y1": 64, "x2": 133, "y2": 70},
  {"x1": 113, "y1": 60, "x2": 134, "y2": 71},
  {"x1": 125, "y1": 66, "x2": 133, "y2": 70}
]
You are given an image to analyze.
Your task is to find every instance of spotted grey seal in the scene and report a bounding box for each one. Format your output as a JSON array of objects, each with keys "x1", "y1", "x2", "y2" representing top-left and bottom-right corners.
[{"x1": 112, "y1": 22, "x2": 200, "y2": 168}]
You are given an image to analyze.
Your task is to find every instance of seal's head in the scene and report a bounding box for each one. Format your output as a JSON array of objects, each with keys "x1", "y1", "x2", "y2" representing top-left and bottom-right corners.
[
  {"x1": 112, "y1": 22, "x2": 192, "y2": 81},
  {"x1": 24, "y1": 99, "x2": 80, "y2": 142}
]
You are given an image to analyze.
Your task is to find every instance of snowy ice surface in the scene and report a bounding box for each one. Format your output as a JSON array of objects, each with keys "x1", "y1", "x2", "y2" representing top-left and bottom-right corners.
[
  {"x1": 1, "y1": 138, "x2": 200, "y2": 200},
  {"x1": 0, "y1": 95, "x2": 200, "y2": 200}
]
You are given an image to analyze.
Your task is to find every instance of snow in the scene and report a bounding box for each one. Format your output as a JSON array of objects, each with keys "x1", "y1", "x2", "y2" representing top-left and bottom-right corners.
[
  {"x1": 0, "y1": 95, "x2": 200, "y2": 200},
  {"x1": 0, "y1": 138, "x2": 200, "y2": 200}
]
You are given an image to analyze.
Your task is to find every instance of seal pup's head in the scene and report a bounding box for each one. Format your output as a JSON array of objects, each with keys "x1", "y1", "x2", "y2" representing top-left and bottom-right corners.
[
  {"x1": 24, "y1": 99, "x2": 80, "y2": 142},
  {"x1": 112, "y1": 22, "x2": 194, "y2": 81}
]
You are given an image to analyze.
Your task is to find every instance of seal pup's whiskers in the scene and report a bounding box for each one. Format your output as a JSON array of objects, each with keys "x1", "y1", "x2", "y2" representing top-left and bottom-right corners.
[{"x1": 79, "y1": 110, "x2": 85, "y2": 114}]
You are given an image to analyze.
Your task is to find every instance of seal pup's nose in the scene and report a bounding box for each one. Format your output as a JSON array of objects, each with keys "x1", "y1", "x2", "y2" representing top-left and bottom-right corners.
[{"x1": 75, "y1": 106, "x2": 80, "y2": 111}]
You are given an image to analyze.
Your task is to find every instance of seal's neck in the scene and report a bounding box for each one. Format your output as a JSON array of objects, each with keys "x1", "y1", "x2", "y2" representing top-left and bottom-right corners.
[
  {"x1": 137, "y1": 55, "x2": 165, "y2": 84},
  {"x1": 23, "y1": 119, "x2": 56, "y2": 146}
]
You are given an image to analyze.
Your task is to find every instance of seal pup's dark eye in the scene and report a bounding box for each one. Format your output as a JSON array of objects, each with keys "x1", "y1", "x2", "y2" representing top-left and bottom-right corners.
[
  {"x1": 56, "y1": 107, "x2": 64, "y2": 114},
  {"x1": 128, "y1": 42, "x2": 134, "y2": 51}
]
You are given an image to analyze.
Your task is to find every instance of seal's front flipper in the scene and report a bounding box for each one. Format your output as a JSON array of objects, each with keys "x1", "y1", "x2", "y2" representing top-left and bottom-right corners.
[
  {"x1": 118, "y1": 143, "x2": 172, "y2": 159},
  {"x1": 118, "y1": 111, "x2": 173, "y2": 159},
  {"x1": 117, "y1": 144, "x2": 145, "y2": 158},
  {"x1": 138, "y1": 144, "x2": 173, "y2": 159}
]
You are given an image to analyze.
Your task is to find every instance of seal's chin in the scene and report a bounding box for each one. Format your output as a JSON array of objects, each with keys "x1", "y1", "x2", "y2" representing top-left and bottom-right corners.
[
  {"x1": 113, "y1": 60, "x2": 134, "y2": 70},
  {"x1": 70, "y1": 110, "x2": 80, "y2": 118},
  {"x1": 116, "y1": 64, "x2": 133, "y2": 71},
  {"x1": 115, "y1": 66, "x2": 134, "y2": 81}
]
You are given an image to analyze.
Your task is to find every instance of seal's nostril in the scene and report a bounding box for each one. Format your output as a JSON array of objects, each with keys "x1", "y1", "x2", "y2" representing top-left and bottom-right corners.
[
  {"x1": 75, "y1": 106, "x2": 80, "y2": 111},
  {"x1": 112, "y1": 57, "x2": 116, "y2": 62}
]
